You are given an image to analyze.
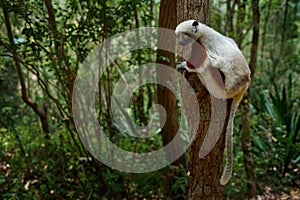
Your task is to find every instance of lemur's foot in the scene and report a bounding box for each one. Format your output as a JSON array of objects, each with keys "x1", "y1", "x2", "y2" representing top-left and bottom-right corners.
[{"x1": 176, "y1": 61, "x2": 187, "y2": 70}]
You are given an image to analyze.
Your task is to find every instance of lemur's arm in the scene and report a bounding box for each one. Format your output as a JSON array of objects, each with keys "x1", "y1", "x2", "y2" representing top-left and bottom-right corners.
[{"x1": 176, "y1": 39, "x2": 227, "y2": 99}]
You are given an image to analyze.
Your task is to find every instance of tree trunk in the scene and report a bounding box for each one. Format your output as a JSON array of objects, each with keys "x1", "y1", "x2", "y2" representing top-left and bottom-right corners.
[
  {"x1": 157, "y1": 0, "x2": 185, "y2": 167},
  {"x1": 157, "y1": 0, "x2": 186, "y2": 198},
  {"x1": 177, "y1": 0, "x2": 229, "y2": 199},
  {"x1": 241, "y1": 0, "x2": 260, "y2": 197},
  {"x1": 225, "y1": 0, "x2": 236, "y2": 37},
  {"x1": 241, "y1": 90, "x2": 257, "y2": 197},
  {"x1": 235, "y1": 0, "x2": 247, "y2": 47}
]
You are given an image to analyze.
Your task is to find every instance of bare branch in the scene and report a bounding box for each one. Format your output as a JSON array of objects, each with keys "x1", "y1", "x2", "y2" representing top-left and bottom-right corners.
[{"x1": 2, "y1": 4, "x2": 49, "y2": 133}]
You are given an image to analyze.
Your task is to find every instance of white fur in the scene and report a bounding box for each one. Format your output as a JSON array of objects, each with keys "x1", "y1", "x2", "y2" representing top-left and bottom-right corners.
[{"x1": 176, "y1": 20, "x2": 251, "y2": 185}]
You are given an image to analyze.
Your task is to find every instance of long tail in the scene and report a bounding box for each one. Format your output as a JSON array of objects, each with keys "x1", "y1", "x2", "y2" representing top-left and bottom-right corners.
[{"x1": 220, "y1": 94, "x2": 243, "y2": 185}]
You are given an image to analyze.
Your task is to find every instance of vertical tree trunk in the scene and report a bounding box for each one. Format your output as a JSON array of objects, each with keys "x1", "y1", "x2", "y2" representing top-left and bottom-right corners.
[
  {"x1": 177, "y1": 0, "x2": 229, "y2": 199},
  {"x1": 235, "y1": 0, "x2": 246, "y2": 47},
  {"x1": 134, "y1": 3, "x2": 148, "y2": 126},
  {"x1": 241, "y1": 0, "x2": 260, "y2": 197},
  {"x1": 260, "y1": 0, "x2": 271, "y2": 62},
  {"x1": 157, "y1": 0, "x2": 186, "y2": 198},
  {"x1": 157, "y1": 0, "x2": 185, "y2": 167},
  {"x1": 225, "y1": 0, "x2": 235, "y2": 37},
  {"x1": 279, "y1": 0, "x2": 289, "y2": 57}
]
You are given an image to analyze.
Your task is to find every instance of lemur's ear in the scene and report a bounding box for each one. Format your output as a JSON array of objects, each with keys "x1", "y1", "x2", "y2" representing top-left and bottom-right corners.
[{"x1": 192, "y1": 21, "x2": 199, "y2": 27}]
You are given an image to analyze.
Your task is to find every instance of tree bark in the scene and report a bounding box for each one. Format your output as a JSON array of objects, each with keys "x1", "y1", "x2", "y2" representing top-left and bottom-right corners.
[
  {"x1": 177, "y1": 0, "x2": 210, "y2": 26},
  {"x1": 157, "y1": 0, "x2": 185, "y2": 167},
  {"x1": 177, "y1": 0, "x2": 229, "y2": 199},
  {"x1": 157, "y1": 0, "x2": 186, "y2": 198},
  {"x1": 241, "y1": 90, "x2": 257, "y2": 197},
  {"x1": 241, "y1": 0, "x2": 260, "y2": 197}
]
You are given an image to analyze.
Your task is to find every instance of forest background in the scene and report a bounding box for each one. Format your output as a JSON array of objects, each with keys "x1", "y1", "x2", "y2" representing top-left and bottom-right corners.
[{"x1": 0, "y1": 0, "x2": 299, "y2": 199}]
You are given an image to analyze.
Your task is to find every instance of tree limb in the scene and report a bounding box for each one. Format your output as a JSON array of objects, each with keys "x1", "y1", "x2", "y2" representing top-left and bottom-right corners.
[{"x1": 2, "y1": 3, "x2": 49, "y2": 133}]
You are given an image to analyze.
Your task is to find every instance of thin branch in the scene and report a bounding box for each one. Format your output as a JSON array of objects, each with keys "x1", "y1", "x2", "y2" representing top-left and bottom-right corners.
[
  {"x1": 2, "y1": 3, "x2": 49, "y2": 133},
  {"x1": 0, "y1": 53, "x2": 13, "y2": 58},
  {"x1": 249, "y1": 0, "x2": 260, "y2": 79},
  {"x1": 3, "y1": 5, "x2": 43, "y2": 116},
  {"x1": 44, "y1": 0, "x2": 60, "y2": 55}
]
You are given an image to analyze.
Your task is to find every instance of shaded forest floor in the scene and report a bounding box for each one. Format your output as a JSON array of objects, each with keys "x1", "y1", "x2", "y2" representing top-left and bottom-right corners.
[{"x1": 248, "y1": 187, "x2": 300, "y2": 200}]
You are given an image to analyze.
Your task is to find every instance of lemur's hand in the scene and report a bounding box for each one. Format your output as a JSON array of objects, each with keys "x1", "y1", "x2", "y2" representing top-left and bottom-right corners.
[{"x1": 176, "y1": 61, "x2": 187, "y2": 71}]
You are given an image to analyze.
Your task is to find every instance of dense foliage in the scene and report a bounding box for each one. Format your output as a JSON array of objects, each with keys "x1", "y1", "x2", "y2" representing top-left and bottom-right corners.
[{"x1": 0, "y1": 0, "x2": 299, "y2": 199}]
